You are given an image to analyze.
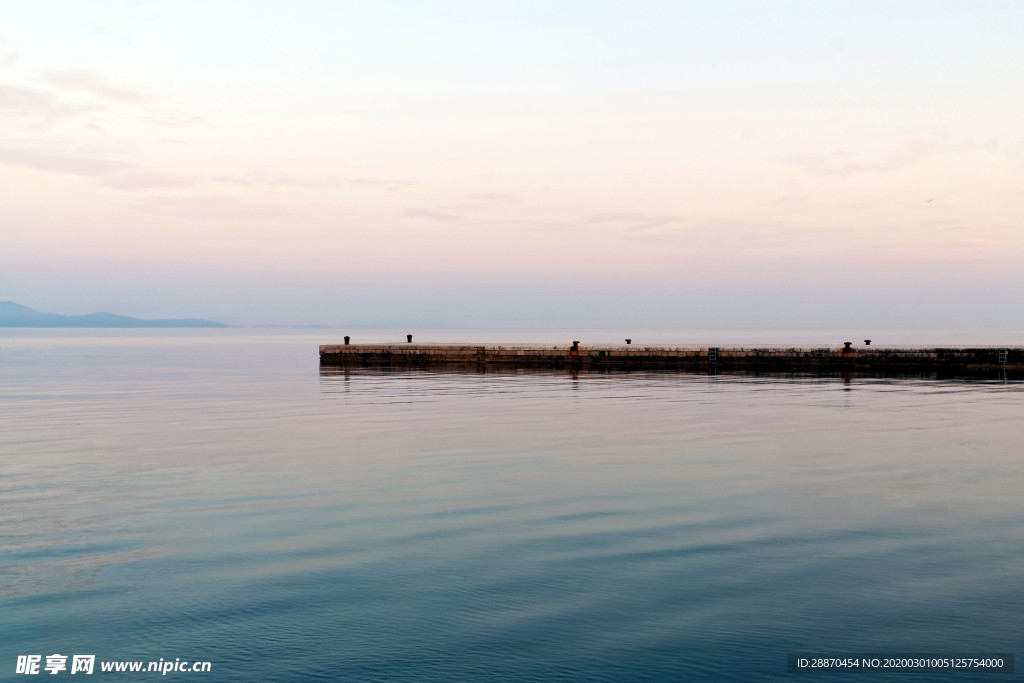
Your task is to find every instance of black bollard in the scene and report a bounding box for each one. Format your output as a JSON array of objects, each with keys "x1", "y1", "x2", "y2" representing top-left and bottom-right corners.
[
  {"x1": 864, "y1": 339, "x2": 871, "y2": 346},
  {"x1": 571, "y1": 341, "x2": 580, "y2": 356},
  {"x1": 625, "y1": 339, "x2": 631, "y2": 344},
  {"x1": 407, "y1": 334, "x2": 413, "y2": 343},
  {"x1": 344, "y1": 336, "x2": 350, "y2": 345}
]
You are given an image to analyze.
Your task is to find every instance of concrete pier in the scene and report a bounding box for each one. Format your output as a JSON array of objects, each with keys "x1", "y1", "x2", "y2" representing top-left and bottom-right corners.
[{"x1": 320, "y1": 343, "x2": 1022, "y2": 372}]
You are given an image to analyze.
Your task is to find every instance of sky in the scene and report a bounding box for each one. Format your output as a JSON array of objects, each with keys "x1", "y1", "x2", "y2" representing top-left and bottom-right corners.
[{"x1": 1, "y1": 0, "x2": 1022, "y2": 328}]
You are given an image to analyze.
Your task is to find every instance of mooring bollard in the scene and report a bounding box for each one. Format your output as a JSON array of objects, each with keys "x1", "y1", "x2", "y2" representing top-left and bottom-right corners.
[
  {"x1": 625, "y1": 339, "x2": 631, "y2": 344},
  {"x1": 407, "y1": 334, "x2": 413, "y2": 343},
  {"x1": 344, "y1": 336, "x2": 350, "y2": 345},
  {"x1": 842, "y1": 341, "x2": 853, "y2": 358},
  {"x1": 571, "y1": 341, "x2": 580, "y2": 356},
  {"x1": 864, "y1": 339, "x2": 871, "y2": 346}
]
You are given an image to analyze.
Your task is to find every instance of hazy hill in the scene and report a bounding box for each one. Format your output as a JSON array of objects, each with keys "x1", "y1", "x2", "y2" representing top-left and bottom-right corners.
[{"x1": 0, "y1": 302, "x2": 228, "y2": 328}]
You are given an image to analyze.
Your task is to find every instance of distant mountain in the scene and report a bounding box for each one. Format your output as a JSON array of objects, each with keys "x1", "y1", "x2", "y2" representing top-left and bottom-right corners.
[{"x1": 0, "y1": 302, "x2": 228, "y2": 328}]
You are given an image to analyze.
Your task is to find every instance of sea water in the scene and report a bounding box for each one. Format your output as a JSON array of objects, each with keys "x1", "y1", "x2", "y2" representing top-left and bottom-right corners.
[{"x1": 2, "y1": 330, "x2": 1022, "y2": 681}]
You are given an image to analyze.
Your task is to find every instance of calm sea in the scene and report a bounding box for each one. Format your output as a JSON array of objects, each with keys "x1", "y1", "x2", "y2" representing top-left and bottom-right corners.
[{"x1": 2, "y1": 330, "x2": 1023, "y2": 681}]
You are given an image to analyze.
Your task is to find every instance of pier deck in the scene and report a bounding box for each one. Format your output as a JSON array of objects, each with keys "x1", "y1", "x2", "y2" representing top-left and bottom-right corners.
[{"x1": 320, "y1": 343, "x2": 1022, "y2": 372}]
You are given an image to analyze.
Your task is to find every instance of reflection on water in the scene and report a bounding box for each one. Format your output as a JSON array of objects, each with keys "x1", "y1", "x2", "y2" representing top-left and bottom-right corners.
[{"x1": 2, "y1": 331, "x2": 1023, "y2": 681}]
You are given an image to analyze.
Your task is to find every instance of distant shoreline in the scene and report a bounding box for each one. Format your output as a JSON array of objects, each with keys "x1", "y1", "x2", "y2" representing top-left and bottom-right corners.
[{"x1": 0, "y1": 301, "x2": 227, "y2": 328}]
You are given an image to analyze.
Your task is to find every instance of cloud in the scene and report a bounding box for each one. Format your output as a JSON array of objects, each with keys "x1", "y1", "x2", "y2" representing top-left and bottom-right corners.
[
  {"x1": 0, "y1": 145, "x2": 129, "y2": 176},
  {"x1": 627, "y1": 219, "x2": 823, "y2": 256},
  {"x1": 141, "y1": 108, "x2": 206, "y2": 127},
  {"x1": 412, "y1": 208, "x2": 680, "y2": 234},
  {"x1": 40, "y1": 68, "x2": 152, "y2": 103},
  {"x1": 216, "y1": 170, "x2": 337, "y2": 189},
  {"x1": 144, "y1": 195, "x2": 293, "y2": 220},
  {"x1": 0, "y1": 36, "x2": 15, "y2": 67},
  {"x1": 0, "y1": 143, "x2": 335, "y2": 193},
  {"x1": 0, "y1": 83, "x2": 95, "y2": 120},
  {"x1": 102, "y1": 168, "x2": 194, "y2": 190},
  {"x1": 1002, "y1": 140, "x2": 1024, "y2": 163},
  {"x1": 2, "y1": 70, "x2": 201, "y2": 130},
  {"x1": 404, "y1": 207, "x2": 464, "y2": 222},
  {"x1": 579, "y1": 211, "x2": 682, "y2": 232},
  {"x1": 790, "y1": 138, "x2": 942, "y2": 176},
  {"x1": 474, "y1": 218, "x2": 575, "y2": 233},
  {"x1": 463, "y1": 192, "x2": 516, "y2": 201},
  {"x1": 348, "y1": 177, "x2": 414, "y2": 191},
  {"x1": 0, "y1": 144, "x2": 193, "y2": 189}
]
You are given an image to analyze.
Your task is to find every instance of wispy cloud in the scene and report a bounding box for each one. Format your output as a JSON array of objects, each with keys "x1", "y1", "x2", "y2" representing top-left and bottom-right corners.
[
  {"x1": 141, "y1": 108, "x2": 206, "y2": 127},
  {"x1": 404, "y1": 207, "x2": 464, "y2": 222},
  {"x1": 0, "y1": 83, "x2": 95, "y2": 120},
  {"x1": 348, "y1": 177, "x2": 414, "y2": 191},
  {"x1": 463, "y1": 192, "x2": 516, "y2": 201},
  {"x1": 0, "y1": 144, "x2": 193, "y2": 189},
  {"x1": 790, "y1": 138, "x2": 942, "y2": 176},
  {"x1": 579, "y1": 211, "x2": 682, "y2": 232},
  {"x1": 1001, "y1": 140, "x2": 1024, "y2": 163},
  {"x1": 627, "y1": 219, "x2": 809, "y2": 255},
  {"x1": 473, "y1": 218, "x2": 575, "y2": 233},
  {"x1": 0, "y1": 37, "x2": 15, "y2": 67},
  {"x1": 144, "y1": 195, "x2": 293, "y2": 221},
  {"x1": 40, "y1": 68, "x2": 152, "y2": 102},
  {"x1": 421, "y1": 208, "x2": 680, "y2": 234},
  {"x1": 3, "y1": 64, "x2": 202, "y2": 134},
  {"x1": 216, "y1": 170, "x2": 337, "y2": 190},
  {"x1": 0, "y1": 145, "x2": 127, "y2": 175},
  {"x1": 102, "y1": 168, "x2": 194, "y2": 190},
  {"x1": 0, "y1": 141, "x2": 334, "y2": 194}
]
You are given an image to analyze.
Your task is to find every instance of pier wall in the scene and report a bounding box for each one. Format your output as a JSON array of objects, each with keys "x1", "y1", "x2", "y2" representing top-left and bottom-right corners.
[{"x1": 319, "y1": 344, "x2": 1023, "y2": 372}]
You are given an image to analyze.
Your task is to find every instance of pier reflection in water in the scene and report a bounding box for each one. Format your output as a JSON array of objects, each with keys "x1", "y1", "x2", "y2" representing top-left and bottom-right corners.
[{"x1": 320, "y1": 364, "x2": 1020, "y2": 382}]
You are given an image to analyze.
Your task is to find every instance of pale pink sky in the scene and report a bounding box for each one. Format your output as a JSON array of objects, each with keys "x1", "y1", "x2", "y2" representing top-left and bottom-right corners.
[{"x1": 1, "y1": 1, "x2": 1022, "y2": 327}]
